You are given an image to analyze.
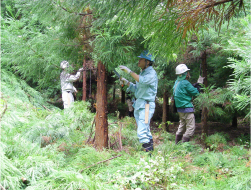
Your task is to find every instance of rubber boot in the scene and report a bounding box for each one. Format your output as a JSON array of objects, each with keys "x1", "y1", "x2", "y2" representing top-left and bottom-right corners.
[
  {"x1": 182, "y1": 136, "x2": 190, "y2": 143},
  {"x1": 129, "y1": 111, "x2": 134, "y2": 117},
  {"x1": 150, "y1": 139, "x2": 154, "y2": 150},
  {"x1": 142, "y1": 142, "x2": 153, "y2": 152},
  {"x1": 175, "y1": 135, "x2": 183, "y2": 144}
]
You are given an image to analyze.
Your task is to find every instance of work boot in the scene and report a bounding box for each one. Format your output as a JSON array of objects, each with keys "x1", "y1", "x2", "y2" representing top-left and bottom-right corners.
[
  {"x1": 175, "y1": 135, "x2": 183, "y2": 144},
  {"x1": 182, "y1": 136, "x2": 190, "y2": 143},
  {"x1": 142, "y1": 142, "x2": 153, "y2": 152}
]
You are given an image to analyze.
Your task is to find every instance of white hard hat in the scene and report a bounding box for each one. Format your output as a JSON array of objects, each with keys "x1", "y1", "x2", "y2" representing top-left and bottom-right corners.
[
  {"x1": 175, "y1": 64, "x2": 190, "y2": 75},
  {"x1": 60, "y1": 61, "x2": 69, "y2": 69}
]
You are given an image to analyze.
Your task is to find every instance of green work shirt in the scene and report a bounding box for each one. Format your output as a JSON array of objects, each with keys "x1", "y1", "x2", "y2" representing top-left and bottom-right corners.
[{"x1": 173, "y1": 79, "x2": 199, "y2": 108}]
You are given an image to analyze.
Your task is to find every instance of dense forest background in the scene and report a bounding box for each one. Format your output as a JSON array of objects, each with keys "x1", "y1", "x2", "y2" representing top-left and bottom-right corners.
[{"x1": 1, "y1": 0, "x2": 250, "y2": 189}]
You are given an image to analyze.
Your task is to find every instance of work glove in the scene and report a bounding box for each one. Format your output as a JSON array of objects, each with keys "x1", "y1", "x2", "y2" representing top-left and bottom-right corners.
[
  {"x1": 73, "y1": 87, "x2": 78, "y2": 93},
  {"x1": 120, "y1": 78, "x2": 129, "y2": 86},
  {"x1": 119, "y1": 65, "x2": 131, "y2": 74},
  {"x1": 197, "y1": 76, "x2": 205, "y2": 84},
  {"x1": 78, "y1": 68, "x2": 84, "y2": 72},
  {"x1": 192, "y1": 83, "x2": 203, "y2": 93}
]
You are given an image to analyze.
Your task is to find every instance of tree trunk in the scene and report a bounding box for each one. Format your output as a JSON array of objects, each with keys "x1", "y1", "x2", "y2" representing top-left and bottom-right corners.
[
  {"x1": 162, "y1": 91, "x2": 169, "y2": 131},
  {"x1": 201, "y1": 107, "x2": 208, "y2": 136},
  {"x1": 201, "y1": 50, "x2": 208, "y2": 137},
  {"x1": 95, "y1": 61, "x2": 108, "y2": 150},
  {"x1": 201, "y1": 51, "x2": 208, "y2": 87},
  {"x1": 82, "y1": 58, "x2": 87, "y2": 101},
  {"x1": 113, "y1": 84, "x2": 116, "y2": 101},
  {"x1": 121, "y1": 89, "x2": 125, "y2": 104},
  {"x1": 231, "y1": 112, "x2": 238, "y2": 129}
]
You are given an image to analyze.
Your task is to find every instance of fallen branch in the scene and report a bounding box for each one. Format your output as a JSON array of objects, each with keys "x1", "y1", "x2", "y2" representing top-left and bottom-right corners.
[
  {"x1": 0, "y1": 184, "x2": 6, "y2": 190},
  {"x1": 0, "y1": 97, "x2": 7, "y2": 122},
  {"x1": 42, "y1": 105, "x2": 51, "y2": 111},
  {"x1": 79, "y1": 154, "x2": 122, "y2": 173},
  {"x1": 86, "y1": 115, "x2": 96, "y2": 144},
  {"x1": 118, "y1": 123, "x2": 123, "y2": 151}
]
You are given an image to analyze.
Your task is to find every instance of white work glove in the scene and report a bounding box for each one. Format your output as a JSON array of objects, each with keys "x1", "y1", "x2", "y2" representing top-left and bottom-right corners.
[
  {"x1": 197, "y1": 76, "x2": 205, "y2": 84},
  {"x1": 78, "y1": 68, "x2": 84, "y2": 72},
  {"x1": 120, "y1": 78, "x2": 129, "y2": 86},
  {"x1": 73, "y1": 86, "x2": 78, "y2": 93},
  {"x1": 119, "y1": 65, "x2": 131, "y2": 74}
]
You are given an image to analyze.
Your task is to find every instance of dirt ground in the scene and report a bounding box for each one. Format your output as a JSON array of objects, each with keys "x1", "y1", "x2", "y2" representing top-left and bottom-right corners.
[{"x1": 151, "y1": 121, "x2": 250, "y2": 146}]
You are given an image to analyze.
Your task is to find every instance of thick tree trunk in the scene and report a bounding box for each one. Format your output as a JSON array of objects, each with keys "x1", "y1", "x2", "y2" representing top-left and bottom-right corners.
[
  {"x1": 201, "y1": 51, "x2": 208, "y2": 87},
  {"x1": 162, "y1": 91, "x2": 169, "y2": 131},
  {"x1": 82, "y1": 58, "x2": 87, "y2": 101},
  {"x1": 231, "y1": 112, "x2": 238, "y2": 129},
  {"x1": 121, "y1": 89, "x2": 125, "y2": 104},
  {"x1": 201, "y1": 107, "x2": 208, "y2": 136},
  {"x1": 201, "y1": 51, "x2": 208, "y2": 137},
  {"x1": 113, "y1": 84, "x2": 116, "y2": 101},
  {"x1": 95, "y1": 62, "x2": 108, "y2": 150}
]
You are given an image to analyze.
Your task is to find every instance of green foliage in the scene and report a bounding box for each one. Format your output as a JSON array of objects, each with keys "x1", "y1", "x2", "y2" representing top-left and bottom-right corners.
[
  {"x1": 224, "y1": 16, "x2": 251, "y2": 119},
  {"x1": 1, "y1": 0, "x2": 85, "y2": 97},
  {"x1": 0, "y1": 144, "x2": 23, "y2": 190},
  {"x1": 194, "y1": 86, "x2": 234, "y2": 118},
  {"x1": 235, "y1": 134, "x2": 250, "y2": 148},
  {"x1": 205, "y1": 133, "x2": 228, "y2": 151}
]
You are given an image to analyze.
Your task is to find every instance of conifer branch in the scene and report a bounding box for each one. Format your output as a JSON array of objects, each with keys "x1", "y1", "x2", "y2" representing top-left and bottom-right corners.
[
  {"x1": 53, "y1": 2, "x2": 92, "y2": 16},
  {"x1": 79, "y1": 154, "x2": 122, "y2": 173},
  {"x1": 0, "y1": 184, "x2": 6, "y2": 190}
]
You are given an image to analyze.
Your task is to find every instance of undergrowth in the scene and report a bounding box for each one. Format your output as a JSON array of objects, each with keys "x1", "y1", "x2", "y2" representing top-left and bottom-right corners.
[{"x1": 1, "y1": 71, "x2": 250, "y2": 190}]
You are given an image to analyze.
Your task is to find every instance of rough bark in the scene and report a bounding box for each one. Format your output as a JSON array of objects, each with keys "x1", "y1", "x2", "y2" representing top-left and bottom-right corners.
[
  {"x1": 201, "y1": 50, "x2": 208, "y2": 137},
  {"x1": 121, "y1": 89, "x2": 125, "y2": 104},
  {"x1": 82, "y1": 58, "x2": 87, "y2": 101},
  {"x1": 231, "y1": 112, "x2": 238, "y2": 129},
  {"x1": 201, "y1": 51, "x2": 208, "y2": 87},
  {"x1": 162, "y1": 91, "x2": 169, "y2": 131},
  {"x1": 95, "y1": 61, "x2": 108, "y2": 150},
  {"x1": 113, "y1": 84, "x2": 116, "y2": 101},
  {"x1": 201, "y1": 107, "x2": 208, "y2": 137}
]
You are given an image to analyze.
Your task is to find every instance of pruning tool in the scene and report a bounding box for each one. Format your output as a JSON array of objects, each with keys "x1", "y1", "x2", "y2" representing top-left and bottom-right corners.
[{"x1": 113, "y1": 69, "x2": 124, "y2": 87}]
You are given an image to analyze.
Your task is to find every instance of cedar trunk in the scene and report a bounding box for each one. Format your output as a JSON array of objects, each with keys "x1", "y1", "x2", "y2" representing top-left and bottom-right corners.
[
  {"x1": 121, "y1": 89, "x2": 125, "y2": 103},
  {"x1": 162, "y1": 91, "x2": 169, "y2": 131},
  {"x1": 231, "y1": 111, "x2": 238, "y2": 129},
  {"x1": 113, "y1": 84, "x2": 116, "y2": 101},
  {"x1": 201, "y1": 51, "x2": 209, "y2": 136},
  {"x1": 201, "y1": 107, "x2": 208, "y2": 136},
  {"x1": 95, "y1": 62, "x2": 108, "y2": 149},
  {"x1": 82, "y1": 58, "x2": 87, "y2": 101}
]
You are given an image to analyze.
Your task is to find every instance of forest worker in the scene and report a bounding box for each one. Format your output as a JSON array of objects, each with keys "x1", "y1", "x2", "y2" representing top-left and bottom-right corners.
[
  {"x1": 60, "y1": 60, "x2": 84, "y2": 109},
  {"x1": 119, "y1": 50, "x2": 158, "y2": 152},
  {"x1": 173, "y1": 64, "x2": 204, "y2": 144}
]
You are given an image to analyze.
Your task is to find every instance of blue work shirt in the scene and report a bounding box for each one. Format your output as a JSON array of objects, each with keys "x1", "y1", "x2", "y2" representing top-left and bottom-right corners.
[{"x1": 127, "y1": 66, "x2": 158, "y2": 110}]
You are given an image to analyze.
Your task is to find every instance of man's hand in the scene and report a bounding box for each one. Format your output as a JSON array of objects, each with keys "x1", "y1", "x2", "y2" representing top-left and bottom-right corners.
[
  {"x1": 120, "y1": 78, "x2": 129, "y2": 86},
  {"x1": 197, "y1": 76, "x2": 205, "y2": 84},
  {"x1": 78, "y1": 68, "x2": 84, "y2": 72},
  {"x1": 119, "y1": 65, "x2": 131, "y2": 74}
]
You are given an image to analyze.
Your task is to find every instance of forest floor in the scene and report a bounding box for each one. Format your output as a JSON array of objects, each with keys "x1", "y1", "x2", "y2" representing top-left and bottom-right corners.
[{"x1": 150, "y1": 120, "x2": 250, "y2": 149}]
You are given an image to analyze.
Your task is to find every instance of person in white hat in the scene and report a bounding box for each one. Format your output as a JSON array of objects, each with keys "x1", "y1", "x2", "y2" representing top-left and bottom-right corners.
[
  {"x1": 60, "y1": 60, "x2": 84, "y2": 109},
  {"x1": 173, "y1": 64, "x2": 204, "y2": 144}
]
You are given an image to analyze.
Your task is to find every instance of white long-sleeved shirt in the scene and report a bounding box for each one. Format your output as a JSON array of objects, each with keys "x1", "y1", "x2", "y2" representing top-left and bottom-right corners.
[{"x1": 60, "y1": 71, "x2": 81, "y2": 92}]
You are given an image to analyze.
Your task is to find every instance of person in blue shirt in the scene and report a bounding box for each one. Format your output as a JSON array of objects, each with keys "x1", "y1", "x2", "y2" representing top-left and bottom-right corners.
[
  {"x1": 119, "y1": 50, "x2": 158, "y2": 152},
  {"x1": 173, "y1": 64, "x2": 204, "y2": 144}
]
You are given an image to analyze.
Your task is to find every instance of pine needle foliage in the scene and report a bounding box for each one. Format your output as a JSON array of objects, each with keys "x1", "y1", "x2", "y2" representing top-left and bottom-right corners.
[
  {"x1": 194, "y1": 86, "x2": 235, "y2": 118},
  {"x1": 224, "y1": 15, "x2": 251, "y2": 119},
  {"x1": 1, "y1": 0, "x2": 85, "y2": 96}
]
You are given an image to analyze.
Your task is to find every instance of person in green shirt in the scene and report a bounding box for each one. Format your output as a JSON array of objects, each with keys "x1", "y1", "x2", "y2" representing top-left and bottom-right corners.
[{"x1": 173, "y1": 64, "x2": 204, "y2": 144}]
